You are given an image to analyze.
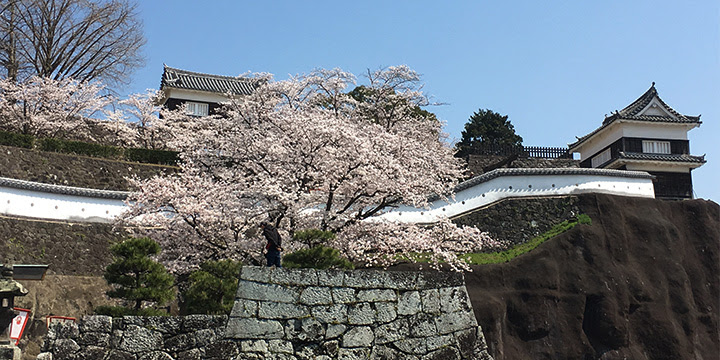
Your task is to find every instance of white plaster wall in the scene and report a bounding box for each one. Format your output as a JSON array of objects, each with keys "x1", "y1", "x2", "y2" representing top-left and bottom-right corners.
[
  {"x1": 374, "y1": 173, "x2": 655, "y2": 224},
  {"x1": 0, "y1": 186, "x2": 127, "y2": 223},
  {"x1": 620, "y1": 122, "x2": 692, "y2": 140},
  {"x1": 164, "y1": 88, "x2": 237, "y2": 105},
  {"x1": 575, "y1": 122, "x2": 697, "y2": 161},
  {"x1": 624, "y1": 163, "x2": 694, "y2": 173}
]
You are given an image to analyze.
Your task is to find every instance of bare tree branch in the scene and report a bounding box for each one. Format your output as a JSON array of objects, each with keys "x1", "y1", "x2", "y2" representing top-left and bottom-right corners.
[{"x1": 0, "y1": 0, "x2": 145, "y2": 88}]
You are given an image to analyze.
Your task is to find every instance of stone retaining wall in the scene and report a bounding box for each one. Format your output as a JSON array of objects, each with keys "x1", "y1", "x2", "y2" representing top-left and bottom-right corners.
[
  {"x1": 226, "y1": 267, "x2": 492, "y2": 359},
  {"x1": 38, "y1": 267, "x2": 493, "y2": 359}
]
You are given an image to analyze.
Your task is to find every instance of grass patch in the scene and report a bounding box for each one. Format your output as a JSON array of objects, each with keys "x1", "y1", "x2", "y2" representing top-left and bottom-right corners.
[{"x1": 463, "y1": 214, "x2": 591, "y2": 265}]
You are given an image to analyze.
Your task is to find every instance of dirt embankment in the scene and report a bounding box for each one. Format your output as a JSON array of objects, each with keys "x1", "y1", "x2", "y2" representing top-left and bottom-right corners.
[{"x1": 465, "y1": 194, "x2": 719, "y2": 360}]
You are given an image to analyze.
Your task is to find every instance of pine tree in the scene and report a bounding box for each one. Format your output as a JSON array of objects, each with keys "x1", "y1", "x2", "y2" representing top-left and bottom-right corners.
[
  {"x1": 455, "y1": 109, "x2": 523, "y2": 158},
  {"x1": 182, "y1": 259, "x2": 242, "y2": 315},
  {"x1": 104, "y1": 237, "x2": 174, "y2": 312}
]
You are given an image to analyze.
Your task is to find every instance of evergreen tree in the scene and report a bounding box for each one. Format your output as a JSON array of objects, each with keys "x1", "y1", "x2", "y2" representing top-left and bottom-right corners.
[
  {"x1": 182, "y1": 259, "x2": 241, "y2": 315},
  {"x1": 103, "y1": 237, "x2": 174, "y2": 312},
  {"x1": 455, "y1": 109, "x2": 523, "y2": 158}
]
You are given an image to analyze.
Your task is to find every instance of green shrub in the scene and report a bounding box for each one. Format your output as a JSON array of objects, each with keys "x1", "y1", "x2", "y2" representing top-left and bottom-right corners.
[
  {"x1": 292, "y1": 228, "x2": 336, "y2": 248},
  {"x1": 182, "y1": 259, "x2": 242, "y2": 315},
  {"x1": 94, "y1": 305, "x2": 168, "y2": 317},
  {"x1": 39, "y1": 137, "x2": 123, "y2": 159},
  {"x1": 125, "y1": 147, "x2": 179, "y2": 165},
  {"x1": 283, "y1": 245, "x2": 354, "y2": 270},
  {"x1": 0, "y1": 130, "x2": 34, "y2": 148},
  {"x1": 100, "y1": 237, "x2": 175, "y2": 314}
]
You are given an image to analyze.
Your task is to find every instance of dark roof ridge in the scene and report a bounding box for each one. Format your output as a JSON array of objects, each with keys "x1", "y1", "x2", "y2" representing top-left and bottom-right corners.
[
  {"x1": 0, "y1": 176, "x2": 129, "y2": 200},
  {"x1": 571, "y1": 83, "x2": 701, "y2": 150},
  {"x1": 163, "y1": 64, "x2": 255, "y2": 82}
]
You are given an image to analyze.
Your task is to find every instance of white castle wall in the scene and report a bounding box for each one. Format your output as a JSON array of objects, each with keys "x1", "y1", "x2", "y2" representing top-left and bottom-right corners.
[
  {"x1": 0, "y1": 168, "x2": 654, "y2": 224},
  {"x1": 374, "y1": 168, "x2": 655, "y2": 224},
  {"x1": 0, "y1": 178, "x2": 128, "y2": 223}
]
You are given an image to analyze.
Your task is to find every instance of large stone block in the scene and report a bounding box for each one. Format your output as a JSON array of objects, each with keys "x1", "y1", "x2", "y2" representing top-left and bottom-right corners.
[
  {"x1": 182, "y1": 315, "x2": 227, "y2": 332},
  {"x1": 393, "y1": 337, "x2": 428, "y2": 355},
  {"x1": 409, "y1": 313, "x2": 438, "y2": 337},
  {"x1": 434, "y1": 311, "x2": 477, "y2": 335},
  {"x1": 326, "y1": 324, "x2": 347, "y2": 339},
  {"x1": 225, "y1": 318, "x2": 284, "y2": 339},
  {"x1": 241, "y1": 266, "x2": 271, "y2": 283},
  {"x1": 270, "y1": 268, "x2": 319, "y2": 286},
  {"x1": 331, "y1": 288, "x2": 356, "y2": 304},
  {"x1": 118, "y1": 324, "x2": 163, "y2": 353},
  {"x1": 374, "y1": 319, "x2": 409, "y2": 344},
  {"x1": 268, "y1": 339, "x2": 294, "y2": 354},
  {"x1": 299, "y1": 286, "x2": 333, "y2": 305},
  {"x1": 236, "y1": 280, "x2": 300, "y2": 303},
  {"x1": 343, "y1": 270, "x2": 388, "y2": 288},
  {"x1": 420, "y1": 289, "x2": 441, "y2": 314},
  {"x1": 382, "y1": 271, "x2": 419, "y2": 290},
  {"x1": 240, "y1": 339, "x2": 269, "y2": 353},
  {"x1": 258, "y1": 301, "x2": 310, "y2": 319},
  {"x1": 439, "y1": 286, "x2": 472, "y2": 313},
  {"x1": 79, "y1": 315, "x2": 112, "y2": 333},
  {"x1": 230, "y1": 299, "x2": 258, "y2": 318},
  {"x1": 317, "y1": 269, "x2": 345, "y2": 286},
  {"x1": 285, "y1": 318, "x2": 325, "y2": 342},
  {"x1": 397, "y1": 291, "x2": 422, "y2": 316},
  {"x1": 337, "y1": 347, "x2": 371, "y2": 360},
  {"x1": 342, "y1": 326, "x2": 374, "y2": 347},
  {"x1": 311, "y1": 304, "x2": 348, "y2": 324},
  {"x1": 356, "y1": 289, "x2": 396, "y2": 302},
  {"x1": 374, "y1": 302, "x2": 397, "y2": 323},
  {"x1": 347, "y1": 303, "x2": 375, "y2": 325}
]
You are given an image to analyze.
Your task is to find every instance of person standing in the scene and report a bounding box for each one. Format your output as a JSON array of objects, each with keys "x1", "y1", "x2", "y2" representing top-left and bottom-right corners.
[{"x1": 260, "y1": 222, "x2": 283, "y2": 267}]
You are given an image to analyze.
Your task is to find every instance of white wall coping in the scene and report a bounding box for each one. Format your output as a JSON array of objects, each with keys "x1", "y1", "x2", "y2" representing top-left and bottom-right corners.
[
  {"x1": 0, "y1": 168, "x2": 655, "y2": 224},
  {"x1": 373, "y1": 168, "x2": 655, "y2": 224}
]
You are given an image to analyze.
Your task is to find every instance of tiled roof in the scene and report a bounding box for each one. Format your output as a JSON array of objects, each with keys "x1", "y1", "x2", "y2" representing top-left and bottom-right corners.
[
  {"x1": 0, "y1": 177, "x2": 129, "y2": 199},
  {"x1": 569, "y1": 83, "x2": 701, "y2": 150},
  {"x1": 617, "y1": 152, "x2": 706, "y2": 164},
  {"x1": 160, "y1": 65, "x2": 259, "y2": 95}
]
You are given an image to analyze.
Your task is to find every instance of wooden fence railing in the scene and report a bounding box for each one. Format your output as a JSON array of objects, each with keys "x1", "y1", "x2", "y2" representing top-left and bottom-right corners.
[{"x1": 469, "y1": 144, "x2": 572, "y2": 159}]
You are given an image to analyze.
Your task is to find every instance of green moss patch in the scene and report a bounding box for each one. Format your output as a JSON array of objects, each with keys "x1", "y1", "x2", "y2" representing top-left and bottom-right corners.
[{"x1": 463, "y1": 214, "x2": 591, "y2": 265}]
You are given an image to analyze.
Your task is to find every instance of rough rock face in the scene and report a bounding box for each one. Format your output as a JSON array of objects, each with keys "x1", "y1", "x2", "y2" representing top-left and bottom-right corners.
[{"x1": 464, "y1": 194, "x2": 719, "y2": 360}]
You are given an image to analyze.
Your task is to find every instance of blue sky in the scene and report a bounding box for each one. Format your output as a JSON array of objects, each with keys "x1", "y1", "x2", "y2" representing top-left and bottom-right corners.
[{"x1": 123, "y1": 0, "x2": 719, "y2": 203}]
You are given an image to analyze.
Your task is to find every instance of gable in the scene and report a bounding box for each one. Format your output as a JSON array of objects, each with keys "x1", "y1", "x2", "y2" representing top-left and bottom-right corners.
[{"x1": 638, "y1": 97, "x2": 674, "y2": 118}]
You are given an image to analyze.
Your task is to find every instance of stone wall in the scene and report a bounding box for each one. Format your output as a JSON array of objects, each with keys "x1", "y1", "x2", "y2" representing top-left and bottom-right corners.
[
  {"x1": 38, "y1": 267, "x2": 493, "y2": 360},
  {"x1": 225, "y1": 267, "x2": 492, "y2": 359},
  {"x1": 37, "y1": 315, "x2": 229, "y2": 360},
  {"x1": 0, "y1": 216, "x2": 124, "y2": 276},
  {"x1": 0, "y1": 145, "x2": 175, "y2": 191},
  {"x1": 452, "y1": 196, "x2": 581, "y2": 247}
]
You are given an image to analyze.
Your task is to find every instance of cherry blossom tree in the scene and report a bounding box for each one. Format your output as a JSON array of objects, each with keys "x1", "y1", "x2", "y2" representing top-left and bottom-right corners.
[
  {"x1": 0, "y1": 76, "x2": 112, "y2": 140},
  {"x1": 122, "y1": 66, "x2": 497, "y2": 273}
]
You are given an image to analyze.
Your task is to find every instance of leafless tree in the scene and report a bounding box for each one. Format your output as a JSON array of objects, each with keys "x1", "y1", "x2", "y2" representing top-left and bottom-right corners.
[{"x1": 0, "y1": 0, "x2": 145, "y2": 87}]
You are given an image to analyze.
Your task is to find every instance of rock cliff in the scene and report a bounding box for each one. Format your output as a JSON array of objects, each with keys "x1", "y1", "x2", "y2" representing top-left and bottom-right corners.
[{"x1": 464, "y1": 193, "x2": 719, "y2": 359}]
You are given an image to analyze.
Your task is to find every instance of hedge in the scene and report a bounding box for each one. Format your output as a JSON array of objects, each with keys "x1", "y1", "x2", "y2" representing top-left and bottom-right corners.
[
  {"x1": 0, "y1": 130, "x2": 178, "y2": 166},
  {"x1": 125, "y1": 147, "x2": 179, "y2": 165},
  {"x1": 0, "y1": 130, "x2": 34, "y2": 149},
  {"x1": 39, "y1": 137, "x2": 124, "y2": 159}
]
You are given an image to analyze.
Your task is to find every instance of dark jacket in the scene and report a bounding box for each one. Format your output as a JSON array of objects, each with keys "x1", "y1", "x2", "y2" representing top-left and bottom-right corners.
[{"x1": 263, "y1": 224, "x2": 282, "y2": 251}]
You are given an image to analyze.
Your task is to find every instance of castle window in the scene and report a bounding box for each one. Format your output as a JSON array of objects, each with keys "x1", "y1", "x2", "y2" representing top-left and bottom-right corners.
[
  {"x1": 186, "y1": 102, "x2": 209, "y2": 116},
  {"x1": 642, "y1": 140, "x2": 670, "y2": 154},
  {"x1": 591, "y1": 148, "x2": 611, "y2": 168}
]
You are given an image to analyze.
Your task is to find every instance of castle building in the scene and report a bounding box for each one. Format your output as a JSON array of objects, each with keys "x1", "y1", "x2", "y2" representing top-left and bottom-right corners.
[
  {"x1": 568, "y1": 83, "x2": 705, "y2": 199},
  {"x1": 158, "y1": 65, "x2": 258, "y2": 116}
]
